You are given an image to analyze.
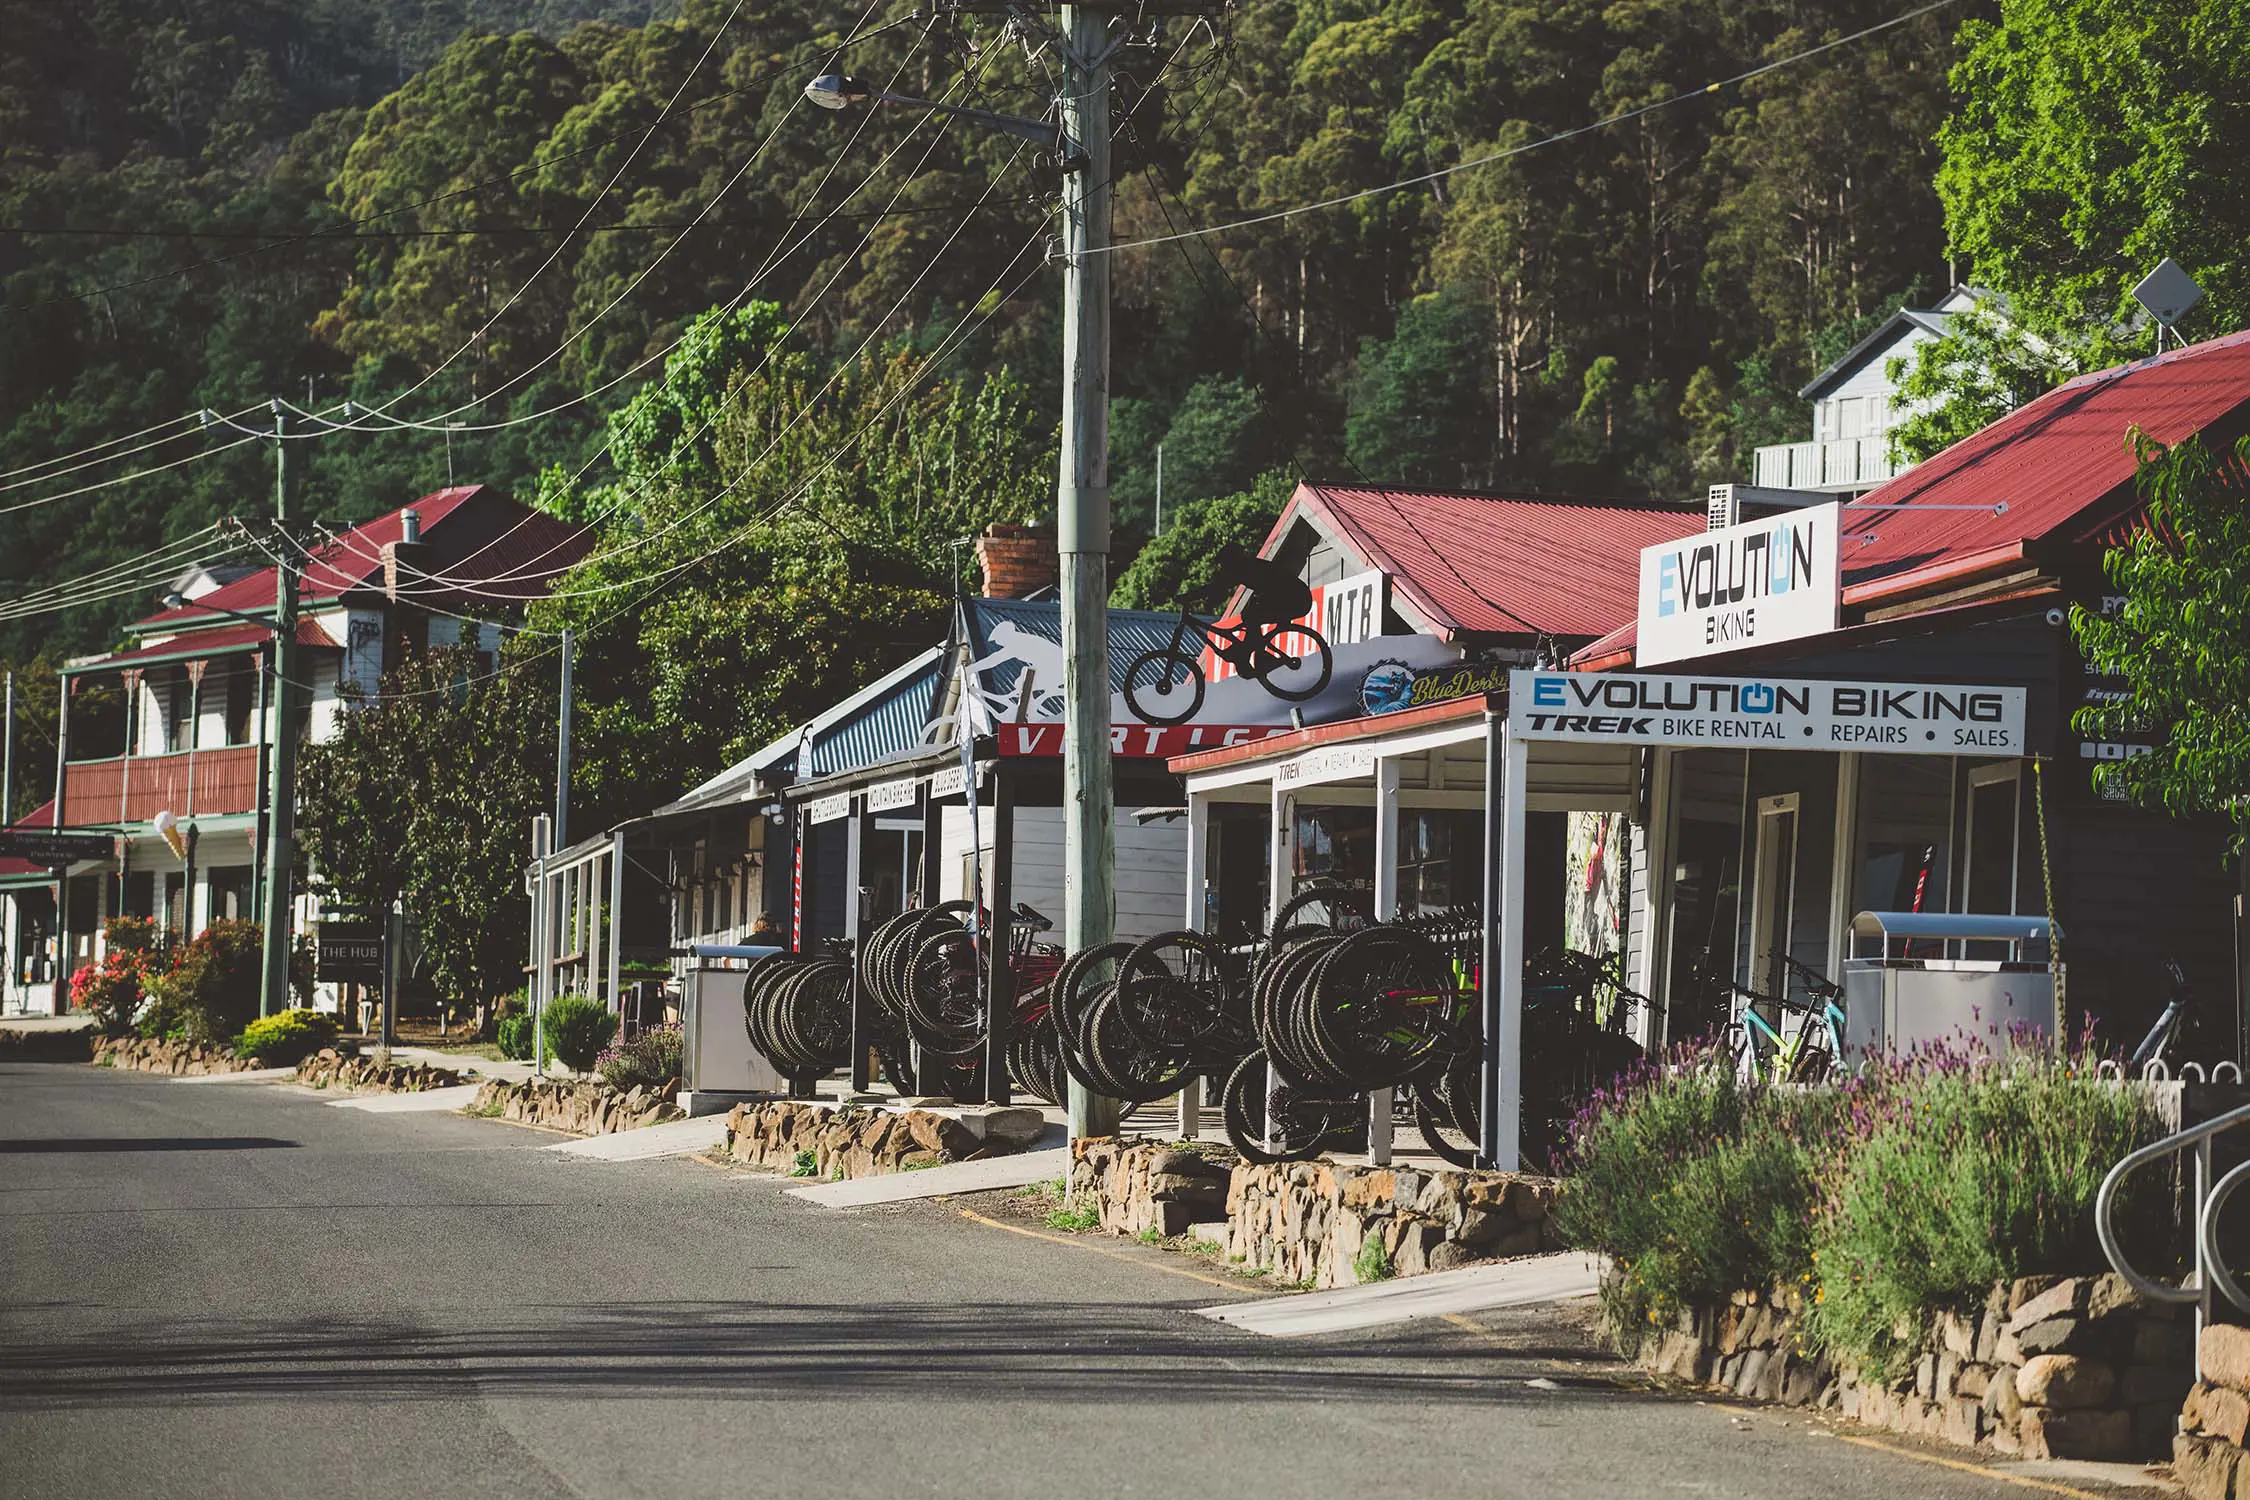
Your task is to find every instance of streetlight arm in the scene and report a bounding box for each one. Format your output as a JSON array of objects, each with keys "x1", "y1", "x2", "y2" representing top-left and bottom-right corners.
[{"x1": 805, "y1": 75, "x2": 1083, "y2": 166}]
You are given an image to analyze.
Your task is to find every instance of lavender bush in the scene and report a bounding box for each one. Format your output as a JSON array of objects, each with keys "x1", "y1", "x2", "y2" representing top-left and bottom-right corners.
[
  {"x1": 1558, "y1": 1033, "x2": 2165, "y2": 1372},
  {"x1": 1805, "y1": 1039, "x2": 2164, "y2": 1376},
  {"x1": 596, "y1": 1022, "x2": 683, "y2": 1091}
]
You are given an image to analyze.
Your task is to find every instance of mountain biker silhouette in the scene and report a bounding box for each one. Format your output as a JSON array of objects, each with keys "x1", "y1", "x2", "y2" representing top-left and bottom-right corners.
[{"x1": 1215, "y1": 542, "x2": 1313, "y2": 671}]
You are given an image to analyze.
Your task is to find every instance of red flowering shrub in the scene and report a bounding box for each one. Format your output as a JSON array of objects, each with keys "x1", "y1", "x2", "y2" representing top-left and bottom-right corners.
[{"x1": 68, "y1": 917, "x2": 162, "y2": 1035}]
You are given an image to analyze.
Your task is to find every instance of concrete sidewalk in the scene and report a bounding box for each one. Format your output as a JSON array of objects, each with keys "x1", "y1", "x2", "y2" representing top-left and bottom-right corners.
[
  {"x1": 543, "y1": 1116, "x2": 730, "y2": 1161},
  {"x1": 786, "y1": 1143, "x2": 1070, "y2": 1207},
  {"x1": 1198, "y1": 1252, "x2": 1607, "y2": 1337},
  {"x1": 326, "y1": 1084, "x2": 486, "y2": 1113}
]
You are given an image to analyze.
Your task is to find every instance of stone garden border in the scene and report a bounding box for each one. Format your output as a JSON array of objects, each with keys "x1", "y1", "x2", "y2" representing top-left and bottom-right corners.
[
  {"x1": 723, "y1": 1096, "x2": 1047, "y2": 1179},
  {"x1": 93, "y1": 1035, "x2": 269, "y2": 1075},
  {"x1": 467, "y1": 1076, "x2": 682, "y2": 1134},
  {"x1": 297, "y1": 1049, "x2": 467, "y2": 1094}
]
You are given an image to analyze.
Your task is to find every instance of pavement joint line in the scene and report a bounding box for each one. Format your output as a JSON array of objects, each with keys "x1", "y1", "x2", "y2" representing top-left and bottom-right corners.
[
  {"x1": 1831, "y1": 1433, "x2": 2124, "y2": 1499},
  {"x1": 956, "y1": 1208, "x2": 1256, "y2": 1294}
]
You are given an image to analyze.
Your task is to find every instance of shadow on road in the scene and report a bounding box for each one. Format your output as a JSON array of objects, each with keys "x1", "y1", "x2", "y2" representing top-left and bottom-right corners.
[
  {"x1": 0, "y1": 1300, "x2": 1615, "y2": 1411},
  {"x1": 0, "y1": 1137, "x2": 301, "y2": 1153}
]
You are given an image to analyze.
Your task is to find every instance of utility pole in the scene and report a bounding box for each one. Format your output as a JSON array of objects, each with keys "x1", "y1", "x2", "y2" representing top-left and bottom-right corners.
[
  {"x1": 1154, "y1": 443, "x2": 1164, "y2": 536},
  {"x1": 554, "y1": 627, "x2": 573, "y2": 848},
  {"x1": 1056, "y1": 4, "x2": 1120, "y2": 1138},
  {"x1": 261, "y1": 401, "x2": 300, "y2": 1018},
  {"x1": 3, "y1": 668, "x2": 14, "y2": 827}
]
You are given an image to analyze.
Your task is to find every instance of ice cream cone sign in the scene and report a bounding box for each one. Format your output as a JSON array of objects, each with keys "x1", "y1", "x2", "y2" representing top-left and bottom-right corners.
[{"x1": 154, "y1": 810, "x2": 186, "y2": 861}]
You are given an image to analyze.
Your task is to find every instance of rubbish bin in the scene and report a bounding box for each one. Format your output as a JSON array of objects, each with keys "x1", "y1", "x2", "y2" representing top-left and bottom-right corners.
[{"x1": 1842, "y1": 911, "x2": 2058, "y2": 1064}]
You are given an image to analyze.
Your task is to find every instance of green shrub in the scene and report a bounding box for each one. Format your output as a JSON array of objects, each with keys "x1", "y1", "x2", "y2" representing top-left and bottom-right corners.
[
  {"x1": 1805, "y1": 1048, "x2": 2164, "y2": 1377},
  {"x1": 235, "y1": 1008, "x2": 340, "y2": 1065},
  {"x1": 596, "y1": 1022, "x2": 682, "y2": 1091},
  {"x1": 496, "y1": 1008, "x2": 537, "y2": 1062},
  {"x1": 1554, "y1": 1058, "x2": 1841, "y2": 1348},
  {"x1": 139, "y1": 919, "x2": 264, "y2": 1043},
  {"x1": 540, "y1": 993, "x2": 616, "y2": 1072}
]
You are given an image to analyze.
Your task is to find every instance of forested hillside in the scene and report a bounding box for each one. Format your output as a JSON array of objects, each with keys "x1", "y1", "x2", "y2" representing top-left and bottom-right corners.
[{"x1": 6, "y1": 0, "x2": 2246, "y2": 820}]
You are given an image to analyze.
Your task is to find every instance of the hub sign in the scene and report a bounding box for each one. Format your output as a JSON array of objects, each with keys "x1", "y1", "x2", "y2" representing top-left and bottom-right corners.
[
  {"x1": 1639, "y1": 504, "x2": 1839, "y2": 664},
  {"x1": 1509, "y1": 670, "x2": 2027, "y2": 755}
]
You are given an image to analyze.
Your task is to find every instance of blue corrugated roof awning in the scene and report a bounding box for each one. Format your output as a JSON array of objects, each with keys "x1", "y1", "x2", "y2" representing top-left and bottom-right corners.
[
  {"x1": 963, "y1": 596, "x2": 1184, "y2": 707},
  {"x1": 806, "y1": 649, "x2": 944, "y2": 778}
]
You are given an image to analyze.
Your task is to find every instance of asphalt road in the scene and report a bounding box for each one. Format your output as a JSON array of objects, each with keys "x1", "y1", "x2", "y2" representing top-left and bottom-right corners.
[{"x1": 0, "y1": 1061, "x2": 2171, "y2": 1499}]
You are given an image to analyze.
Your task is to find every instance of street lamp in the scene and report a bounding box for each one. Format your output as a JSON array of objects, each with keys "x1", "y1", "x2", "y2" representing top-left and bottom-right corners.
[
  {"x1": 159, "y1": 590, "x2": 293, "y2": 1017},
  {"x1": 806, "y1": 19, "x2": 1120, "y2": 1137}
]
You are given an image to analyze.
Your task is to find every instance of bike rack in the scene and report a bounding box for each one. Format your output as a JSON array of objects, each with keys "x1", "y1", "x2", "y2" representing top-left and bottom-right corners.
[{"x1": 2096, "y1": 1097, "x2": 2250, "y2": 1379}]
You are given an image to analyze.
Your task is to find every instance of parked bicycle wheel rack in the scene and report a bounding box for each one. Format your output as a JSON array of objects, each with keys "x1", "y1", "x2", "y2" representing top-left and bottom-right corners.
[{"x1": 735, "y1": 902, "x2": 1067, "y2": 1104}]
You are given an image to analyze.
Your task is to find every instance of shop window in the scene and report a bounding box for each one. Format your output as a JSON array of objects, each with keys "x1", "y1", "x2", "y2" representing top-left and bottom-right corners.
[
  {"x1": 1291, "y1": 804, "x2": 1374, "y2": 894},
  {"x1": 209, "y1": 866, "x2": 252, "y2": 921},
  {"x1": 123, "y1": 870, "x2": 154, "y2": 920},
  {"x1": 1398, "y1": 809, "x2": 1482, "y2": 917},
  {"x1": 1206, "y1": 806, "x2": 1270, "y2": 939},
  {"x1": 1852, "y1": 756, "x2": 1953, "y2": 918},
  {"x1": 163, "y1": 667, "x2": 194, "y2": 752}
]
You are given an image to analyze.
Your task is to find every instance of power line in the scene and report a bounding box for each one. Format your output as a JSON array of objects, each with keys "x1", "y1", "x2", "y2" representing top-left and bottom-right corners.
[
  {"x1": 1094, "y1": 0, "x2": 1965, "y2": 260},
  {"x1": 0, "y1": 199, "x2": 1041, "y2": 239}
]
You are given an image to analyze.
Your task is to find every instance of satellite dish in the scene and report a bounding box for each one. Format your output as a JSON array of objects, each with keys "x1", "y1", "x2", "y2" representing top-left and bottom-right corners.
[{"x1": 2133, "y1": 258, "x2": 2205, "y2": 346}]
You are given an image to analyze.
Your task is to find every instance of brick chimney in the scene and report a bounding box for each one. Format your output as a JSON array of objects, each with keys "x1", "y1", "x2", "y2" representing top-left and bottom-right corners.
[
  {"x1": 975, "y1": 524, "x2": 1059, "y2": 599},
  {"x1": 381, "y1": 506, "x2": 436, "y2": 602}
]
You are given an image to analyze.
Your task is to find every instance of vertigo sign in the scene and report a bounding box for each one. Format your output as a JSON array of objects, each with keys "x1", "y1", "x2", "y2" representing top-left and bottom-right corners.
[
  {"x1": 1509, "y1": 670, "x2": 2026, "y2": 756},
  {"x1": 1638, "y1": 505, "x2": 1839, "y2": 664}
]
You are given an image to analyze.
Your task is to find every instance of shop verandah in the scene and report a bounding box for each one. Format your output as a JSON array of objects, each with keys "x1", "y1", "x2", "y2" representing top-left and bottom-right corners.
[{"x1": 1171, "y1": 666, "x2": 2041, "y2": 1170}]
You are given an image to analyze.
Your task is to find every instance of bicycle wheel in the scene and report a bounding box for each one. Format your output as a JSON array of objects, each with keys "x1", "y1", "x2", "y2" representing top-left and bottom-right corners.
[
  {"x1": 1253, "y1": 623, "x2": 1332, "y2": 702},
  {"x1": 1123, "y1": 646, "x2": 1204, "y2": 727}
]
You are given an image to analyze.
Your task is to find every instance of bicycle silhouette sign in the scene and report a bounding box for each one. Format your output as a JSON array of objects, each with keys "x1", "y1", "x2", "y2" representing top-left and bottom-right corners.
[{"x1": 1123, "y1": 608, "x2": 1333, "y2": 726}]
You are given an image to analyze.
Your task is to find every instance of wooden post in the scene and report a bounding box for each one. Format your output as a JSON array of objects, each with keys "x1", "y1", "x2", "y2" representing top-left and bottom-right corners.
[
  {"x1": 983, "y1": 768, "x2": 1015, "y2": 1105},
  {"x1": 1367, "y1": 756, "x2": 1400, "y2": 1166}
]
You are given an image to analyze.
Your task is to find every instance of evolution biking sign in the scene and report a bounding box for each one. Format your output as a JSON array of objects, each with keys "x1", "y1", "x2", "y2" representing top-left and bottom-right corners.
[{"x1": 1507, "y1": 669, "x2": 2027, "y2": 756}]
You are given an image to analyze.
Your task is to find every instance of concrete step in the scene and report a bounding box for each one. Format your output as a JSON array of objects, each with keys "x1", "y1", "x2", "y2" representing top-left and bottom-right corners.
[{"x1": 785, "y1": 1144, "x2": 1070, "y2": 1208}]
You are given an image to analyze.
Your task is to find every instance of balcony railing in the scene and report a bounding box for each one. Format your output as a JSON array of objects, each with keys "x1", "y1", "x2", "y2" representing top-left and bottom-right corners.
[
  {"x1": 60, "y1": 743, "x2": 260, "y2": 826},
  {"x1": 1752, "y1": 436, "x2": 1904, "y2": 492}
]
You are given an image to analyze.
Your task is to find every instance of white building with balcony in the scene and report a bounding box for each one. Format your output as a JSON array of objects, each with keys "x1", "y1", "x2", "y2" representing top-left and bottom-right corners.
[{"x1": 1753, "y1": 286, "x2": 1991, "y2": 494}]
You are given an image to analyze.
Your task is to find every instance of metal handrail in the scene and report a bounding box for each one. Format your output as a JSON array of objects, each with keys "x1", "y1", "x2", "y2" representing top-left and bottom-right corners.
[{"x1": 2096, "y1": 1097, "x2": 2250, "y2": 1378}]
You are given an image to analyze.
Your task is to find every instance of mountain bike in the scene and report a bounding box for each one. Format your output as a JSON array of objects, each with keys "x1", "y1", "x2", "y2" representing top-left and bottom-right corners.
[{"x1": 1122, "y1": 608, "x2": 1333, "y2": 727}]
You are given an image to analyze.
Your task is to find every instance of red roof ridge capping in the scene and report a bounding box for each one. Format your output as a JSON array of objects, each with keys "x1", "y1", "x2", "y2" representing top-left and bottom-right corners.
[
  {"x1": 133, "y1": 486, "x2": 589, "y2": 632},
  {"x1": 1275, "y1": 482, "x2": 1703, "y2": 643}
]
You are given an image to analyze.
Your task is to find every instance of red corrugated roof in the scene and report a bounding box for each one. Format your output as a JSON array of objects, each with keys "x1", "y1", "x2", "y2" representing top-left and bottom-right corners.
[
  {"x1": 1287, "y1": 484, "x2": 1702, "y2": 641},
  {"x1": 1841, "y1": 328, "x2": 2250, "y2": 594},
  {"x1": 1167, "y1": 692, "x2": 1487, "y2": 776},
  {"x1": 135, "y1": 486, "x2": 591, "y2": 631},
  {"x1": 76, "y1": 618, "x2": 340, "y2": 673},
  {"x1": 1570, "y1": 329, "x2": 2250, "y2": 669}
]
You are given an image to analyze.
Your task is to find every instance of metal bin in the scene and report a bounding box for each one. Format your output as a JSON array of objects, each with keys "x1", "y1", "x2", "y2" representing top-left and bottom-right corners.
[{"x1": 1841, "y1": 911, "x2": 2058, "y2": 1064}]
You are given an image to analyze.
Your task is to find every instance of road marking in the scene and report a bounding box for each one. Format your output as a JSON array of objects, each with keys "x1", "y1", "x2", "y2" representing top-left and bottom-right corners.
[
  {"x1": 956, "y1": 1208, "x2": 1254, "y2": 1294},
  {"x1": 1198, "y1": 1252, "x2": 1605, "y2": 1338},
  {"x1": 1833, "y1": 1434, "x2": 2121, "y2": 1498}
]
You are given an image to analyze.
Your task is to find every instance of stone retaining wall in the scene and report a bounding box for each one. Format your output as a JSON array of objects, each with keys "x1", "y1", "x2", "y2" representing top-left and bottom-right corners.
[
  {"x1": 1070, "y1": 1139, "x2": 1233, "y2": 1236},
  {"x1": 1227, "y1": 1160, "x2": 1559, "y2": 1287},
  {"x1": 724, "y1": 1098, "x2": 1043, "y2": 1178},
  {"x1": 1064, "y1": 1137, "x2": 1559, "y2": 1287},
  {"x1": 469, "y1": 1076, "x2": 681, "y2": 1134},
  {"x1": 1643, "y1": 1274, "x2": 2192, "y2": 1462},
  {"x1": 2, "y1": 1023, "x2": 95, "y2": 1062},
  {"x1": 2173, "y1": 1327, "x2": 2250, "y2": 1498},
  {"x1": 298, "y1": 1050, "x2": 465, "y2": 1093},
  {"x1": 93, "y1": 1035, "x2": 266, "y2": 1075}
]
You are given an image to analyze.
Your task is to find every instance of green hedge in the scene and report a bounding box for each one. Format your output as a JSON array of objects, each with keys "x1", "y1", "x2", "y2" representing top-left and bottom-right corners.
[
  {"x1": 235, "y1": 1008, "x2": 340, "y2": 1066},
  {"x1": 540, "y1": 993, "x2": 616, "y2": 1073},
  {"x1": 1556, "y1": 1042, "x2": 2164, "y2": 1376}
]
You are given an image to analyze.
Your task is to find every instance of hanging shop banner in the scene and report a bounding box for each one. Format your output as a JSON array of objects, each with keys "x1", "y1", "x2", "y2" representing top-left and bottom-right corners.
[
  {"x1": 1273, "y1": 743, "x2": 1380, "y2": 789},
  {"x1": 864, "y1": 778, "x2": 919, "y2": 813},
  {"x1": 929, "y1": 765, "x2": 967, "y2": 799},
  {"x1": 806, "y1": 792, "x2": 853, "y2": 825},
  {"x1": 996, "y1": 723, "x2": 1294, "y2": 759},
  {"x1": 1637, "y1": 504, "x2": 1840, "y2": 665},
  {"x1": 1508, "y1": 669, "x2": 2027, "y2": 755},
  {"x1": 0, "y1": 829, "x2": 114, "y2": 865}
]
